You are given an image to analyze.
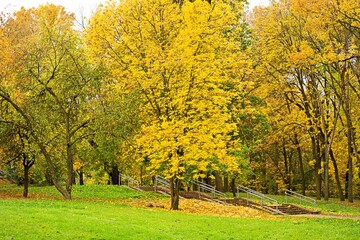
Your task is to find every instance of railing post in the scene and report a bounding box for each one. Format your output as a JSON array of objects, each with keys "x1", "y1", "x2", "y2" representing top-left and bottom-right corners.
[
  {"x1": 154, "y1": 177, "x2": 157, "y2": 192},
  {"x1": 285, "y1": 189, "x2": 316, "y2": 212}
]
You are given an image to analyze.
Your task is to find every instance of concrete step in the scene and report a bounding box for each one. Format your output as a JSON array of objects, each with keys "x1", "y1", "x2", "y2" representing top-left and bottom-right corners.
[{"x1": 268, "y1": 204, "x2": 318, "y2": 215}]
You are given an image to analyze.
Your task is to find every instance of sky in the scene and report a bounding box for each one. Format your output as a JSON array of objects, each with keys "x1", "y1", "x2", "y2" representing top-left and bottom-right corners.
[
  {"x1": 0, "y1": 0, "x2": 270, "y2": 20},
  {"x1": 1, "y1": 0, "x2": 105, "y2": 20}
]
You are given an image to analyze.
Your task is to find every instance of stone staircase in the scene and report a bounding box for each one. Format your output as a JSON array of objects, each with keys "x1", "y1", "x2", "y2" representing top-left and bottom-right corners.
[
  {"x1": 234, "y1": 186, "x2": 319, "y2": 215},
  {"x1": 268, "y1": 204, "x2": 318, "y2": 215},
  {"x1": 119, "y1": 174, "x2": 318, "y2": 215},
  {"x1": 228, "y1": 198, "x2": 318, "y2": 215}
]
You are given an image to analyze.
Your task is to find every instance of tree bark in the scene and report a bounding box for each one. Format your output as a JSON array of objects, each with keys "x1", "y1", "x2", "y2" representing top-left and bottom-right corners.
[
  {"x1": 38, "y1": 141, "x2": 71, "y2": 199},
  {"x1": 65, "y1": 114, "x2": 74, "y2": 198},
  {"x1": 215, "y1": 172, "x2": 224, "y2": 192},
  {"x1": 77, "y1": 168, "x2": 84, "y2": 185},
  {"x1": 79, "y1": 172, "x2": 84, "y2": 185},
  {"x1": 312, "y1": 136, "x2": 322, "y2": 200},
  {"x1": 330, "y1": 149, "x2": 344, "y2": 201},
  {"x1": 170, "y1": 177, "x2": 181, "y2": 210},
  {"x1": 282, "y1": 141, "x2": 291, "y2": 190},
  {"x1": 344, "y1": 82, "x2": 354, "y2": 203},
  {"x1": 230, "y1": 178, "x2": 236, "y2": 197},
  {"x1": 22, "y1": 154, "x2": 35, "y2": 198},
  {"x1": 109, "y1": 166, "x2": 120, "y2": 185},
  {"x1": 223, "y1": 176, "x2": 229, "y2": 192},
  {"x1": 321, "y1": 118, "x2": 330, "y2": 201},
  {"x1": 140, "y1": 165, "x2": 143, "y2": 186},
  {"x1": 294, "y1": 136, "x2": 305, "y2": 195}
]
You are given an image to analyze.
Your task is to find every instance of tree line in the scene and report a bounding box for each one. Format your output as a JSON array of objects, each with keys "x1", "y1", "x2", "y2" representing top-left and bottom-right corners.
[{"x1": 0, "y1": 0, "x2": 359, "y2": 209}]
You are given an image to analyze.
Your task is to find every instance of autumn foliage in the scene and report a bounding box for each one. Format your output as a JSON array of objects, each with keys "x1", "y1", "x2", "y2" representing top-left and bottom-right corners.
[{"x1": 0, "y1": 0, "x2": 359, "y2": 208}]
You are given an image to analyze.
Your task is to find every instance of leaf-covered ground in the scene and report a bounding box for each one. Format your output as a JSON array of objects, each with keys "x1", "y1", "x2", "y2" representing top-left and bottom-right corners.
[{"x1": 119, "y1": 198, "x2": 277, "y2": 219}]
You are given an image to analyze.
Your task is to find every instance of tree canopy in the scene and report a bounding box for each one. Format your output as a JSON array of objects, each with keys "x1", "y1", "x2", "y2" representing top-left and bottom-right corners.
[{"x1": 0, "y1": 0, "x2": 359, "y2": 208}]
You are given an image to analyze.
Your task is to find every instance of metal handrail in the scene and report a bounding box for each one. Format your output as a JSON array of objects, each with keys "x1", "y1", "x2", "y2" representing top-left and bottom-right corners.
[
  {"x1": 285, "y1": 189, "x2": 316, "y2": 211},
  {"x1": 154, "y1": 176, "x2": 171, "y2": 192},
  {"x1": 237, "y1": 185, "x2": 265, "y2": 197},
  {"x1": 191, "y1": 179, "x2": 215, "y2": 191},
  {"x1": 191, "y1": 179, "x2": 227, "y2": 202},
  {"x1": 119, "y1": 173, "x2": 139, "y2": 188},
  {"x1": 237, "y1": 185, "x2": 279, "y2": 212}
]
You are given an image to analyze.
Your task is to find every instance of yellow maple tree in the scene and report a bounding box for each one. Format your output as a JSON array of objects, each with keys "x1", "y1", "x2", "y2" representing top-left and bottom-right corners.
[{"x1": 86, "y1": 0, "x2": 246, "y2": 209}]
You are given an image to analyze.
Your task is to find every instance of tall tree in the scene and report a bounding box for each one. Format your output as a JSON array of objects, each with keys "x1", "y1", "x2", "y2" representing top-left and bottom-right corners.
[
  {"x1": 86, "y1": 0, "x2": 245, "y2": 209},
  {"x1": 0, "y1": 5, "x2": 97, "y2": 199}
]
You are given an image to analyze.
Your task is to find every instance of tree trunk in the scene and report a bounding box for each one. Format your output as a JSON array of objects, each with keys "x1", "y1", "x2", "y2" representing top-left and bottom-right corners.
[
  {"x1": 215, "y1": 172, "x2": 224, "y2": 192},
  {"x1": 22, "y1": 155, "x2": 35, "y2": 198},
  {"x1": 223, "y1": 176, "x2": 229, "y2": 192},
  {"x1": 65, "y1": 114, "x2": 74, "y2": 199},
  {"x1": 330, "y1": 150, "x2": 344, "y2": 201},
  {"x1": 294, "y1": 136, "x2": 305, "y2": 195},
  {"x1": 345, "y1": 170, "x2": 349, "y2": 199},
  {"x1": 312, "y1": 136, "x2": 322, "y2": 200},
  {"x1": 78, "y1": 169, "x2": 84, "y2": 185},
  {"x1": 322, "y1": 125, "x2": 330, "y2": 201},
  {"x1": 230, "y1": 178, "x2": 236, "y2": 197},
  {"x1": 346, "y1": 156, "x2": 353, "y2": 203},
  {"x1": 323, "y1": 151, "x2": 329, "y2": 201},
  {"x1": 351, "y1": 119, "x2": 360, "y2": 200},
  {"x1": 0, "y1": 90, "x2": 72, "y2": 200},
  {"x1": 344, "y1": 88, "x2": 354, "y2": 202},
  {"x1": 72, "y1": 171, "x2": 76, "y2": 185},
  {"x1": 350, "y1": 127, "x2": 360, "y2": 199},
  {"x1": 109, "y1": 166, "x2": 120, "y2": 185},
  {"x1": 282, "y1": 141, "x2": 291, "y2": 189},
  {"x1": 140, "y1": 165, "x2": 143, "y2": 186},
  {"x1": 37, "y1": 141, "x2": 71, "y2": 199},
  {"x1": 192, "y1": 176, "x2": 200, "y2": 191},
  {"x1": 205, "y1": 173, "x2": 212, "y2": 185},
  {"x1": 170, "y1": 177, "x2": 181, "y2": 210}
]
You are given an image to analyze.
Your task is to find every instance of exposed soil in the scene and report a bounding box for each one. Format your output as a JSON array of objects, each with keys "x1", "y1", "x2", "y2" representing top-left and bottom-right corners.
[{"x1": 0, "y1": 179, "x2": 11, "y2": 184}]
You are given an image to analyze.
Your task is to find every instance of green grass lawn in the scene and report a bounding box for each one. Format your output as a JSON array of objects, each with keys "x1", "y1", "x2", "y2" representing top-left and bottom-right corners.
[{"x1": 0, "y1": 184, "x2": 359, "y2": 240}]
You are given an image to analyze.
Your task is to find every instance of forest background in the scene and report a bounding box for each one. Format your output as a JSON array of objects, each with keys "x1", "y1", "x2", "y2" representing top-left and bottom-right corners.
[{"x1": 0, "y1": 0, "x2": 359, "y2": 210}]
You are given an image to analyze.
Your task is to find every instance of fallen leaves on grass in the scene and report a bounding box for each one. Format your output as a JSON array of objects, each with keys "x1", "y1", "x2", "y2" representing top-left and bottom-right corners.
[{"x1": 119, "y1": 198, "x2": 276, "y2": 219}]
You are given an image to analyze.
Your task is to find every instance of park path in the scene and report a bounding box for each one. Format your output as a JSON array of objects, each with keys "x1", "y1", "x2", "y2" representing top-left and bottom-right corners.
[{"x1": 295, "y1": 214, "x2": 360, "y2": 220}]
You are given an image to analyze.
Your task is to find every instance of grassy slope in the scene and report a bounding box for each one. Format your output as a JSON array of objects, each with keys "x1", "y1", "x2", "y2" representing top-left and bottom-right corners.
[{"x1": 0, "y1": 184, "x2": 359, "y2": 240}]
